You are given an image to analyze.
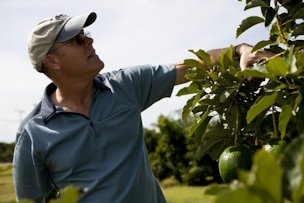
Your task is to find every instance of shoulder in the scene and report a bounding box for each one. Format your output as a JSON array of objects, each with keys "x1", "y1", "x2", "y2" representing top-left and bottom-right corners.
[
  {"x1": 15, "y1": 102, "x2": 42, "y2": 144},
  {"x1": 97, "y1": 64, "x2": 175, "y2": 81}
]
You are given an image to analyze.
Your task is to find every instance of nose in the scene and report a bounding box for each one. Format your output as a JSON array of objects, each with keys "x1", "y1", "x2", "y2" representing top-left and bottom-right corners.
[{"x1": 84, "y1": 36, "x2": 94, "y2": 47}]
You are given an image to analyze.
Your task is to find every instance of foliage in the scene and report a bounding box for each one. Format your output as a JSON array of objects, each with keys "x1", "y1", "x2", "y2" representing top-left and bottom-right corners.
[
  {"x1": 0, "y1": 142, "x2": 15, "y2": 162},
  {"x1": 205, "y1": 134, "x2": 304, "y2": 203},
  {"x1": 144, "y1": 114, "x2": 222, "y2": 185},
  {"x1": 178, "y1": 0, "x2": 304, "y2": 201},
  {"x1": 178, "y1": 0, "x2": 304, "y2": 160}
]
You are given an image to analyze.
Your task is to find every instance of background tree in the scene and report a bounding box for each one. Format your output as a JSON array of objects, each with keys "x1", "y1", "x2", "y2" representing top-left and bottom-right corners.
[{"x1": 144, "y1": 114, "x2": 222, "y2": 185}]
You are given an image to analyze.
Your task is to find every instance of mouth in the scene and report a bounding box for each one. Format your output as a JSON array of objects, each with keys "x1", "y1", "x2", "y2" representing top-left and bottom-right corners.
[{"x1": 88, "y1": 50, "x2": 97, "y2": 58}]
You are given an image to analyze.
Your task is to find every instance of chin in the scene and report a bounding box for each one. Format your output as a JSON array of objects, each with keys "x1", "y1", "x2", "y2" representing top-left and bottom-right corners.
[{"x1": 97, "y1": 60, "x2": 104, "y2": 71}]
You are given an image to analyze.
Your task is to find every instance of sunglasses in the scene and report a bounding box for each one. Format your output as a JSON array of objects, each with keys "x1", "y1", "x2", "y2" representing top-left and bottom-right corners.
[
  {"x1": 75, "y1": 31, "x2": 91, "y2": 45},
  {"x1": 49, "y1": 31, "x2": 91, "y2": 53}
]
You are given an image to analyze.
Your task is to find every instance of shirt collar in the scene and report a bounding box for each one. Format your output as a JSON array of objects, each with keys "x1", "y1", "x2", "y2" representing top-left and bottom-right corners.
[{"x1": 41, "y1": 76, "x2": 109, "y2": 124}]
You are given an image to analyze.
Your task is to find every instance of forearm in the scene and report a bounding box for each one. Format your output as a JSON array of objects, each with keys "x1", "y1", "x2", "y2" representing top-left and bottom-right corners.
[
  {"x1": 174, "y1": 47, "x2": 228, "y2": 85},
  {"x1": 174, "y1": 43, "x2": 275, "y2": 85},
  {"x1": 175, "y1": 64, "x2": 189, "y2": 85},
  {"x1": 206, "y1": 48, "x2": 229, "y2": 65}
]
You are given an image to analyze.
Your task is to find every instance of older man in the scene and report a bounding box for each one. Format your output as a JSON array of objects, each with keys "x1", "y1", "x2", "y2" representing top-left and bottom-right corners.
[{"x1": 13, "y1": 12, "x2": 270, "y2": 203}]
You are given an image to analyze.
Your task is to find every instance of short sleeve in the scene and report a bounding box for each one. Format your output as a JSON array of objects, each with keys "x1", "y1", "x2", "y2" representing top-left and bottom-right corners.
[
  {"x1": 13, "y1": 132, "x2": 48, "y2": 202},
  {"x1": 121, "y1": 64, "x2": 176, "y2": 111}
]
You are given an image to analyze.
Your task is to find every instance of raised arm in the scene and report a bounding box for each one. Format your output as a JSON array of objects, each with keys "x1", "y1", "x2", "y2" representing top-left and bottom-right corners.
[{"x1": 174, "y1": 43, "x2": 276, "y2": 85}]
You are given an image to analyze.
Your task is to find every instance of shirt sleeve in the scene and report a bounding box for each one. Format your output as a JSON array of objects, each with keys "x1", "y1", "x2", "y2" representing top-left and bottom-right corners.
[
  {"x1": 121, "y1": 64, "x2": 176, "y2": 111},
  {"x1": 13, "y1": 132, "x2": 48, "y2": 203}
]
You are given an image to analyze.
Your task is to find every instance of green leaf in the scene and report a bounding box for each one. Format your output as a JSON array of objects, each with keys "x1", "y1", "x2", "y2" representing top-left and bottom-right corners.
[
  {"x1": 280, "y1": 135, "x2": 304, "y2": 200},
  {"x1": 189, "y1": 107, "x2": 209, "y2": 137},
  {"x1": 279, "y1": 104, "x2": 292, "y2": 139},
  {"x1": 183, "y1": 59, "x2": 205, "y2": 69},
  {"x1": 244, "y1": 0, "x2": 269, "y2": 10},
  {"x1": 236, "y1": 16, "x2": 264, "y2": 38},
  {"x1": 220, "y1": 89, "x2": 235, "y2": 103},
  {"x1": 267, "y1": 57, "x2": 289, "y2": 76},
  {"x1": 295, "y1": 51, "x2": 304, "y2": 74},
  {"x1": 264, "y1": 7, "x2": 276, "y2": 27},
  {"x1": 291, "y1": 146, "x2": 304, "y2": 203},
  {"x1": 247, "y1": 92, "x2": 278, "y2": 124},
  {"x1": 194, "y1": 116, "x2": 212, "y2": 143},
  {"x1": 293, "y1": 6, "x2": 304, "y2": 19},
  {"x1": 182, "y1": 96, "x2": 195, "y2": 120},
  {"x1": 294, "y1": 92, "x2": 302, "y2": 111},
  {"x1": 252, "y1": 40, "x2": 273, "y2": 52},
  {"x1": 50, "y1": 186, "x2": 81, "y2": 203},
  {"x1": 208, "y1": 141, "x2": 232, "y2": 160},
  {"x1": 195, "y1": 116, "x2": 230, "y2": 160},
  {"x1": 189, "y1": 49, "x2": 211, "y2": 66},
  {"x1": 251, "y1": 150, "x2": 283, "y2": 203},
  {"x1": 188, "y1": 82, "x2": 200, "y2": 93},
  {"x1": 236, "y1": 67, "x2": 277, "y2": 81},
  {"x1": 293, "y1": 23, "x2": 304, "y2": 37},
  {"x1": 214, "y1": 187, "x2": 273, "y2": 203},
  {"x1": 176, "y1": 86, "x2": 190, "y2": 96}
]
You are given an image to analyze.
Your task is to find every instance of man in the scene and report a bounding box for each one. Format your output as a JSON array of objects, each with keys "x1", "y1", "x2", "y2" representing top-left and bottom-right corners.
[{"x1": 13, "y1": 12, "x2": 272, "y2": 203}]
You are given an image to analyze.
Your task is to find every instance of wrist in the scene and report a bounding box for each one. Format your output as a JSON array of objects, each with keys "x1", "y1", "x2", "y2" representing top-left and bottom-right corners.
[
  {"x1": 233, "y1": 43, "x2": 250, "y2": 58},
  {"x1": 233, "y1": 44, "x2": 241, "y2": 59}
]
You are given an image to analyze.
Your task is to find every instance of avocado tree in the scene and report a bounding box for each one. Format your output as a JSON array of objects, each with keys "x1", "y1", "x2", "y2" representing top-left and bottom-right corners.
[{"x1": 178, "y1": 0, "x2": 304, "y2": 201}]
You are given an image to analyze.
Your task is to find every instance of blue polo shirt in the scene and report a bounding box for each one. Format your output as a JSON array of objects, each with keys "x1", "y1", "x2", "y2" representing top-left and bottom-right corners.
[{"x1": 13, "y1": 64, "x2": 176, "y2": 203}]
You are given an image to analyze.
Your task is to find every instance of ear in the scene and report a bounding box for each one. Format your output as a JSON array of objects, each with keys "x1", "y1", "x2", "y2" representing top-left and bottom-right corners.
[{"x1": 42, "y1": 54, "x2": 60, "y2": 70}]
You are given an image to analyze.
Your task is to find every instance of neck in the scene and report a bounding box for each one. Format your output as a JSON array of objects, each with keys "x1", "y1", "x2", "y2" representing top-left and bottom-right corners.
[{"x1": 51, "y1": 79, "x2": 94, "y2": 117}]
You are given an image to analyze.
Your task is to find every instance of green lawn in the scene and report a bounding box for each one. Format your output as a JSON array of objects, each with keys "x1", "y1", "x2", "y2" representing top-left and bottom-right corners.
[
  {"x1": 163, "y1": 185, "x2": 215, "y2": 203},
  {"x1": 0, "y1": 164, "x2": 215, "y2": 203},
  {"x1": 0, "y1": 164, "x2": 15, "y2": 203}
]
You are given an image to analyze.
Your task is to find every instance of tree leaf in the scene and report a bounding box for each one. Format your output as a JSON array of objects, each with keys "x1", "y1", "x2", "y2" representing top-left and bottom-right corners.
[
  {"x1": 236, "y1": 16, "x2": 265, "y2": 38},
  {"x1": 264, "y1": 7, "x2": 276, "y2": 27},
  {"x1": 247, "y1": 92, "x2": 278, "y2": 124},
  {"x1": 252, "y1": 40, "x2": 273, "y2": 52},
  {"x1": 194, "y1": 116, "x2": 212, "y2": 143},
  {"x1": 244, "y1": 0, "x2": 269, "y2": 10},
  {"x1": 291, "y1": 146, "x2": 304, "y2": 203},
  {"x1": 280, "y1": 134, "x2": 304, "y2": 200},
  {"x1": 195, "y1": 116, "x2": 230, "y2": 160},
  {"x1": 292, "y1": 23, "x2": 304, "y2": 37},
  {"x1": 188, "y1": 82, "x2": 200, "y2": 93},
  {"x1": 176, "y1": 86, "x2": 190, "y2": 96},
  {"x1": 220, "y1": 89, "x2": 235, "y2": 103},
  {"x1": 214, "y1": 187, "x2": 273, "y2": 203},
  {"x1": 293, "y1": 6, "x2": 304, "y2": 19},
  {"x1": 183, "y1": 59, "x2": 205, "y2": 69},
  {"x1": 251, "y1": 150, "x2": 283, "y2": 203},
  {"x1": 50, "y1": 186, "x2": 81, "y2": 203},
  {"x1": 279, "y1": 104, "x2": 293, "y2": 139},
  {"x1": 236, "y1": 68, "x2": 277, "y2": 81},
  {"x1": 182, "y1": 96, "x2": 195, "y2": 120},
  {"x1": 267, "y1": 56, "x2": 289, "y2": 76},
  {"x1": 189, "y1": 49, "x2": 211, "y2": 66},
  {"x1": 189, "y1": 107, "x2": 209, "y2": 136}
]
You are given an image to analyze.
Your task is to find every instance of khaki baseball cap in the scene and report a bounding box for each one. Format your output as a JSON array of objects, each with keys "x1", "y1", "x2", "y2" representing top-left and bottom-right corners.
[{"x1": 27, "y1": 12, "x2": 97, "y2": 72}]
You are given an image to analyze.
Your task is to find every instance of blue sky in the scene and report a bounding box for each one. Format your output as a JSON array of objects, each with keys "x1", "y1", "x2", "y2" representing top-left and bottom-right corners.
[{"x1": 0, "y1": 0, "x2": 268, "y2": 143}]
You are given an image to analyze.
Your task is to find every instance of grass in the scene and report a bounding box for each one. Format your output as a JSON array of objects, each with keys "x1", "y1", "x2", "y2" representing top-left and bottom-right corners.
[
  {"x1": 163, "y1": 185, "x2": 215, "y2": 203},
  {"x1": 0, "y1": 164, "x2": 215, "y2": 203},
  {"x1": 0, "y1": 164, "x2": 15, "y2": 203}
]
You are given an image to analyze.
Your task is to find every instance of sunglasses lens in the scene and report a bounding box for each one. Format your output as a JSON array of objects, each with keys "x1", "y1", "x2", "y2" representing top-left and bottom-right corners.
[
  {"x1": 76, "y1": 34, "x2": 85, "y2": 45},
  {"x1": 75, "y1": 32, "x2": 91, "y2": 45}
]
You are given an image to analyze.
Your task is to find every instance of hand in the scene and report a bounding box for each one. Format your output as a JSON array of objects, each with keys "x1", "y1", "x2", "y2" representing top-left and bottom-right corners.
[{"x1": 236, "y1": 43, "x2": 276, "y2": 71}]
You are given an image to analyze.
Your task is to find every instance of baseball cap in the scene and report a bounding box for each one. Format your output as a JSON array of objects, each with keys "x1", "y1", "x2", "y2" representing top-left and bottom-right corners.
[{"x1": 27, "y1": 12, "x2": 97, "y2": 72}]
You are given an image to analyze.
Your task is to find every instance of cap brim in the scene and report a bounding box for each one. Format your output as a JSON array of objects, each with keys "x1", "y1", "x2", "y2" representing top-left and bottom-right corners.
[{"x1": 55, "y1": 12, "x2": 97, "y2": 42}]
